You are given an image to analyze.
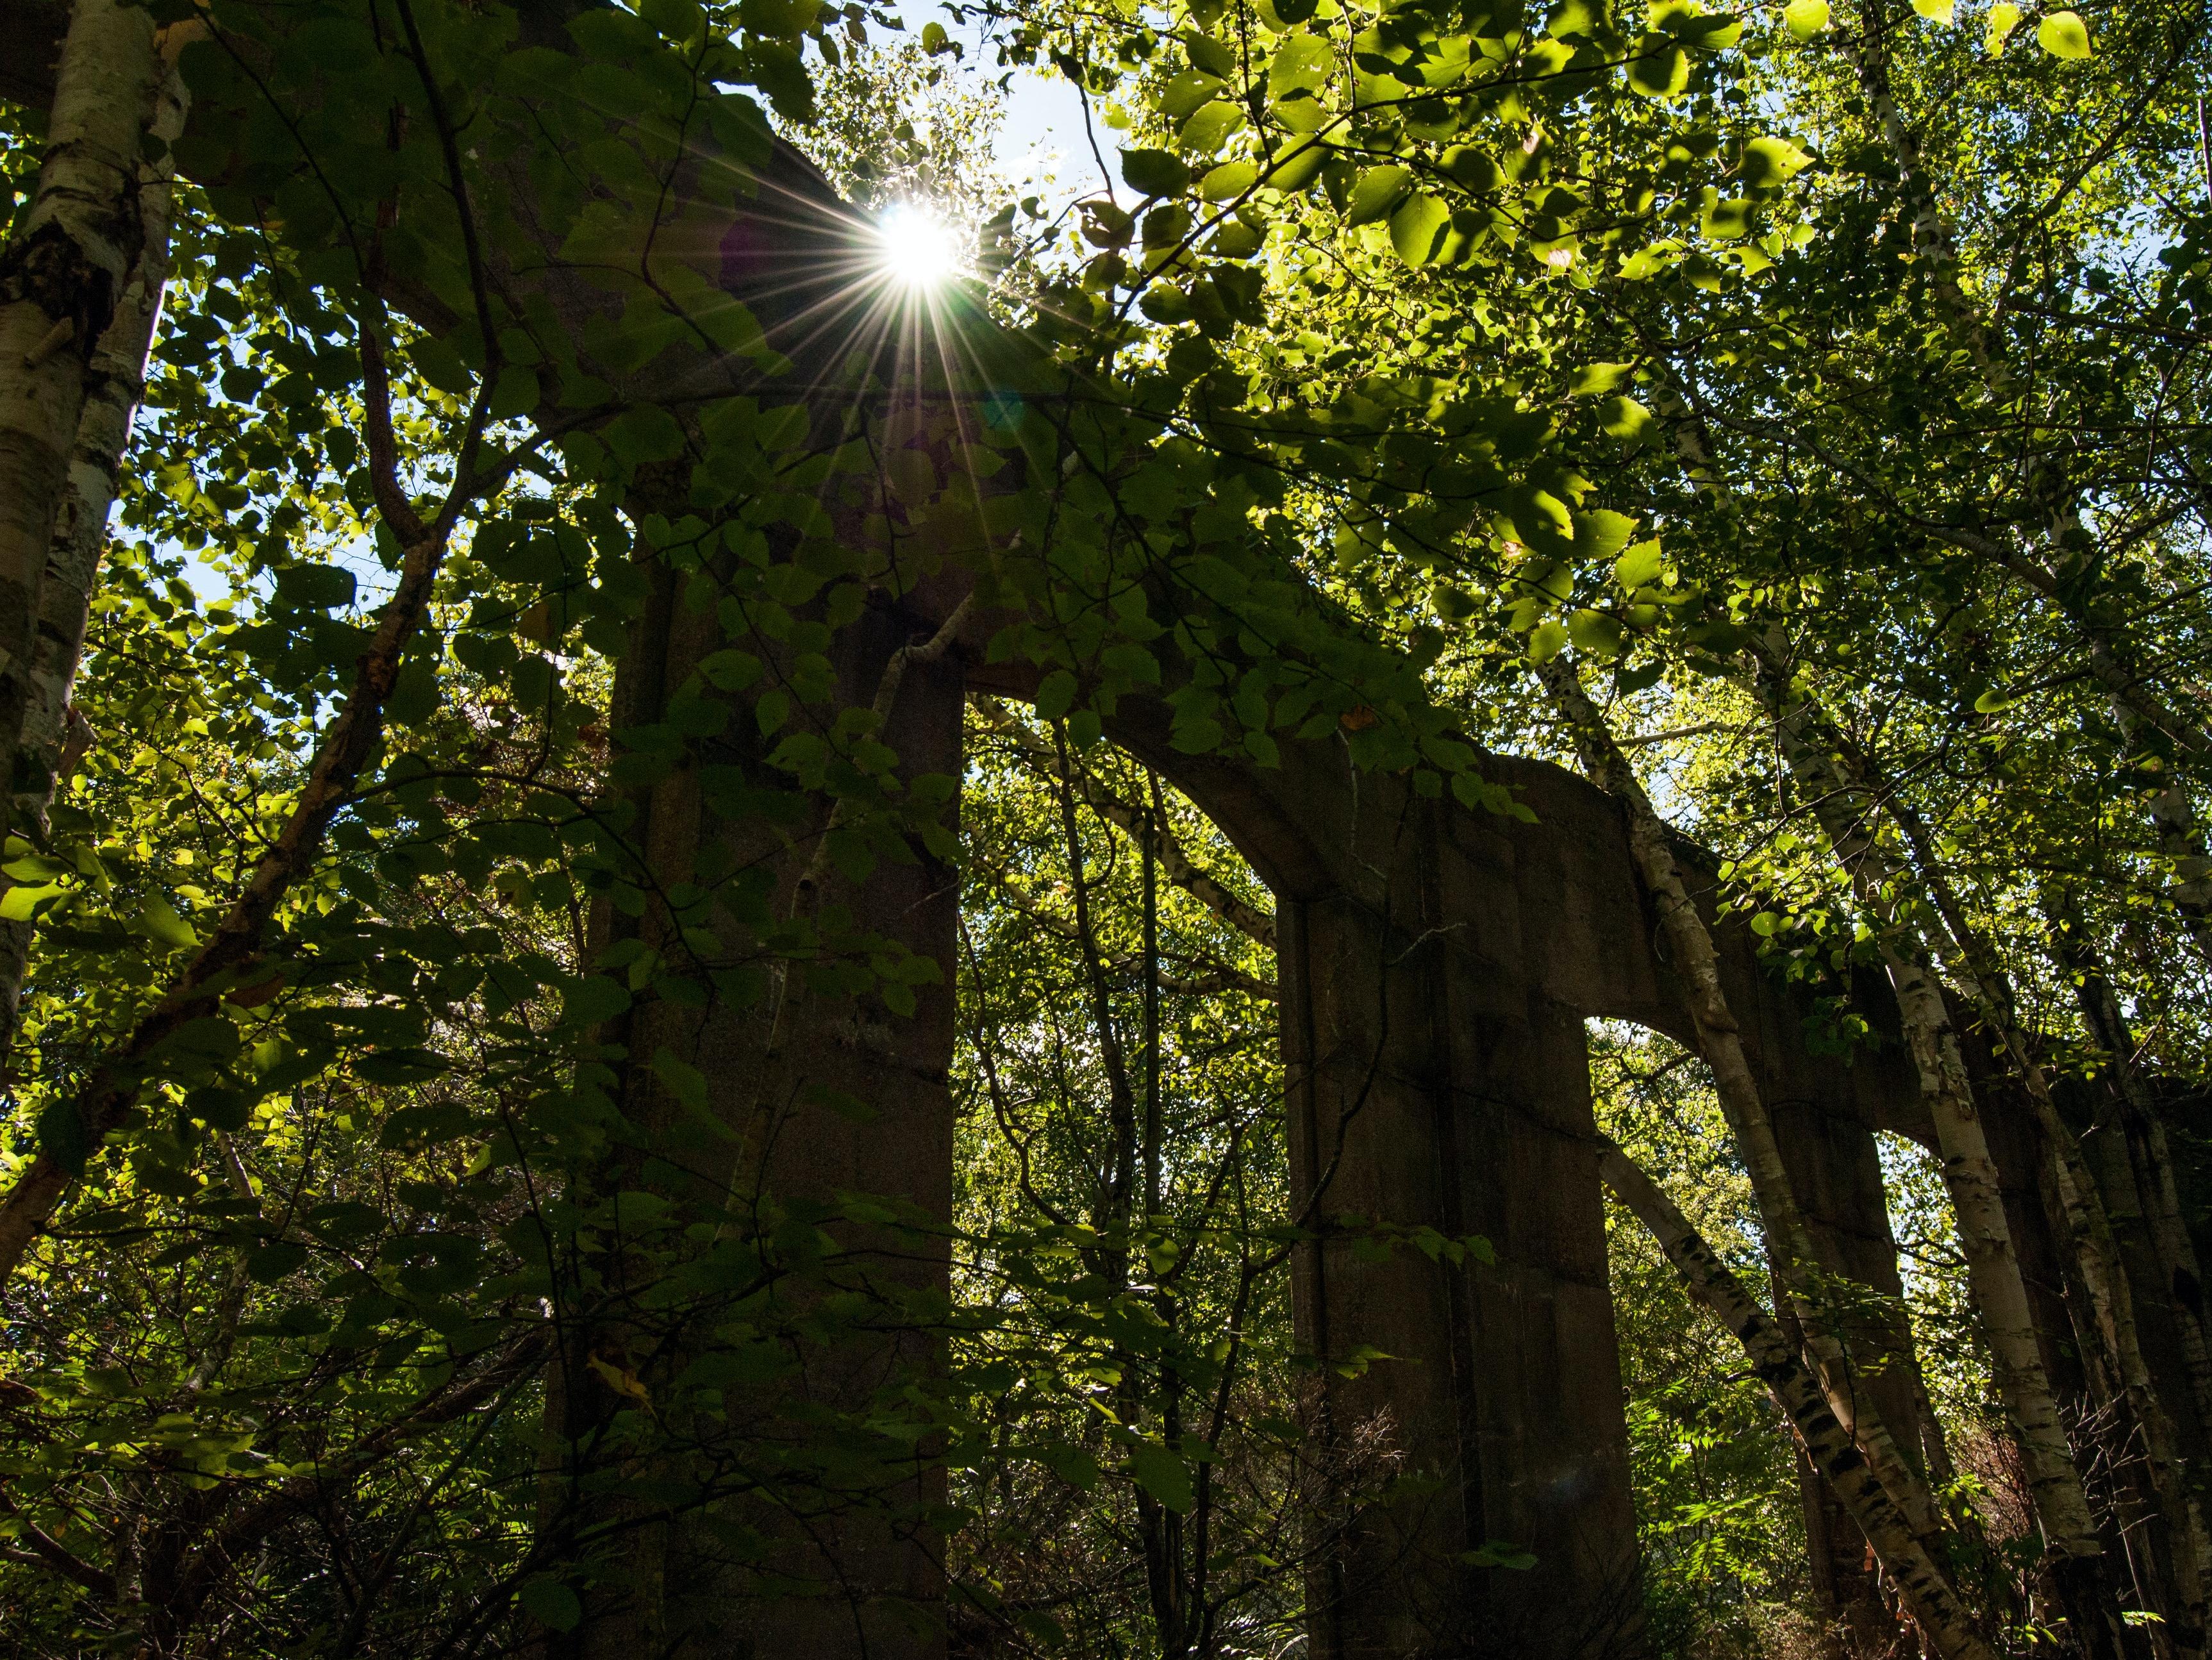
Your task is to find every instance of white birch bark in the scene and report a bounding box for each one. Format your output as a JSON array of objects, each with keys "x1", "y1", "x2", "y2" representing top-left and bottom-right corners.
[
  {"x1": 1749, "y1": 652, "x2": 2102, "y2": 1549},
  {"x1": 1749, "y1": 643, "x2": 2197, "y2": 1653},
  {"x1": 1598, "y1": 1136, "x2": 1997, "y2": 1660},
  {"x1": 0, "y1": 51, "x2": 188, "y2": 1042},
  {"x1": 0, "y1": 0, "x2": 170, "y2": 854},
  {"x1": 1534, "y1": 654, "x2": 1946, "y2": 1554}
]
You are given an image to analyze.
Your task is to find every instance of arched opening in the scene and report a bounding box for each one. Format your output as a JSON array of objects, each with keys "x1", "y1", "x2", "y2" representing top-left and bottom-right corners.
[
  {"x1": 1590, "y1": 1017, "x2": 2033, "y2": 1660},
  {"x1": 945, "y1": 701, "x2": 1313, "y2": 1652},
  {"x1": 1590, "y1": 1018, "x2": 1816, "y2": 1657}
]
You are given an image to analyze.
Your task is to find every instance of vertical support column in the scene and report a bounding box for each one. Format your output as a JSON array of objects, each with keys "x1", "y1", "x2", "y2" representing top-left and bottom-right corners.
[
  {"x1": 556, "y1": 524, "x2": 963, "y2": 1657},
  {"x1": 1764, "y1": 1094, "x2": 1923, "y2": 1657},
  {"x1": 1283, "y1": 883, "x2": 1470, "y2": 1660},
  {"x1": 1735, "y1": 961, "x2": 1927, "y2": 1658},
  {"x1": 1449, "y1": 987, "x2": 1645, "y2": 1654},
  {"x1": 1282, "y1": 797, "x2": 1639, "y2": 1660}
]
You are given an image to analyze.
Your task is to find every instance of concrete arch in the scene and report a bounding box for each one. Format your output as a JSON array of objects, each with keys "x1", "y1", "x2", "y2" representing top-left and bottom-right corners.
[
  {"x1": 329, "y1": 106, "x2": 1954, "y2": 1656},
  {"x1": 960, "y1": 653, "x2": 1936, "y2": 1658}
]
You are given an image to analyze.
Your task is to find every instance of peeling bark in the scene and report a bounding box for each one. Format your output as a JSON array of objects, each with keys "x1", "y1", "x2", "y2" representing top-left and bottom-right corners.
[
  {"x1": 1535, "y1": 655, "x2": 1949, "y2": 1559},
  {"x1": 1599, "y1": 1136, "x2": 1997, "y2": 1660},
  {"x1": 0, "y1": 0, "x2": 172, "y2": 857}
]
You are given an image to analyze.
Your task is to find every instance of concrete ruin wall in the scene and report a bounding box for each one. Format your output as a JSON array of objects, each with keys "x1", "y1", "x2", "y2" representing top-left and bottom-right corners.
[
  {"x1": 584, "y1": 134, "x2": 1947, "y2": 1660},
  {"x1": 588, "y1": 536, "x2": 1939, "y2": 1656},
  {"x1": 1086, "y1": 691, "x2": 1929, "y2": 1659}
]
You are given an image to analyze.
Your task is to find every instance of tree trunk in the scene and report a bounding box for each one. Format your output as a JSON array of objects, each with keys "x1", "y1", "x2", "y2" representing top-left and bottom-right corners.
[
  {"x1": 0, "y1": 0, "x2": 173, "y2": 858},
  {"x1": 1599, "y1": 1136, "x2": 1997, "y2": 1660},
  {"x1": 1750, "y1": 642, "x2": 2185, "y2": 1656},
  {"x1": 1534, "y1": 655, "x2": 1950, "y2": 1559},
  {"x1": 0, "y1": 42, "x2": 188, "y2": 1046}
]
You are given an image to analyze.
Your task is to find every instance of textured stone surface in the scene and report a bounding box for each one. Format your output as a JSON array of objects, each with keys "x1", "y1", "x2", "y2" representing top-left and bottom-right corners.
[{"x1": 1081, "y1": 711, "x2": 1928, "y2": 1658}]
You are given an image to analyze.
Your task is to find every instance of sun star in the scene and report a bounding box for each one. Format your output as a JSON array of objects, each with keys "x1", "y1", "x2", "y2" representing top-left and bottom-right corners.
[{"x1": 874, "y1": 202, "x2": 961, "y2": 292}]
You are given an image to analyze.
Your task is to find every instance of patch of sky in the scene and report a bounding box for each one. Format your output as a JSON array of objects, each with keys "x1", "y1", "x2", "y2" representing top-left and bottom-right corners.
[{"x1": 990, "y1": 54, "x2": 1106, "y2": 208}]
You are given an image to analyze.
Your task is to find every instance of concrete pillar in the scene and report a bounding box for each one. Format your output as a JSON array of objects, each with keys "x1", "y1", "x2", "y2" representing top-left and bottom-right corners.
[
  {"x1": 1761, "y1": 1085, "x2": 1923, "y2": 1657},
  {"x1": 553, "y1": 526, "x2": 964, "y2": 1659},
  {"x1": 1277, "y1": 789, "x2": 1640, "y2": 1660}
]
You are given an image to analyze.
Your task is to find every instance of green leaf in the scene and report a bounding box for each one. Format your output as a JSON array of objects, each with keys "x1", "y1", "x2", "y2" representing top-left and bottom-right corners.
[
  {"x1": 1267, "y1": 142, "x2": 1331, "y2": 191},
  {"x1": 1568, "y1": 610, "x2": 1625, "y2": 657},
  {"x1": 561, "y1": 975, "x2": 632, "y2": 1028},
  {"x1": 1, "y1": 854, "x2": 72, "y2": 883},
  {"x1": 1430, "y1": 583, "x2": 1479, "y2": 622},
  {"x1": 699, "y1": 649, "x2": 763, "y2": 692},
  {"x1": 653, "y1": 1046, "x2": 710, "y2": 1113},
  {"x1": 1161, "y1": 68, "x2": 1227, "y2": 119},
  {"x1": 1127, "y1": 1443, "x2": 1195, "y2": 1513},
  {"x1": 1528, "y1": 619, "x2": 1570, "y2": 662},
  {"x1": 1201, "y1": 160, "x2": 1260, "y2": 201},
  {"x1": 739, "y1": 0, "x2": 819, "y2": 33},
  {"x1": 1440, "y1": 145, "x2": 1504, "y2": 193},
  {"x1": 0, "y1": 882, "x2": 58, "y2": 921},
  {"x1": 355, "y1": 1047, "x2": 451, "y2": 1085},
  {"x1": 1599, "y1": 395, "x2": 1656, "y2": 441},
  {"x1": 1388, "y1": 192, "x2": 1450, "y2": 264},
  {"x1": 1984, "y1": 1, "x2": 2022, "y2": 48},
  {"x1": 520, "y1": 1578, "x2": 582, "y2": 1632},
  {"x1": 1782, "y1": 0, "x2": 1828, "y2": 38},
  {"x1": 1035, "y1": 669, "x2": 1079, "y2": 722},
  {"x1": 1211, "y1": 219, "x2": 1265, "y2": 258},
  {"x1": 1267, "y1": 32, "x2": 1333, "y2": 97},
  {"x1": 1575, "y1": 510, "x2": 1638, "y2": 561},
  {"x1": 488, "y1": 365, "x2": 542, "y2": 421},
  {"x1": 1909, "y1": 0, "x2": 1952, "y2": 23},
  {"x1": 245, "y1": 1241, "x2": 308, "y2": 1282},
  {"x1": 2036, "y1": 8, "x2": 2090, "y2": 56},
  {"x1": 1036, "y1": 1443, "x2": 1101, "y2": 1489},
  {"x1": 1181, "y1": 101, "x2": 1245, "y2": 154},
  {"x1": 1123, "y1": 149, "x2": 1192, "y2": 197},
  {"x1": 641, "y1": 0, "x2": 704, "y2": 37},
  {"x1": 1613, "y1": 539, "x2": 1665, "y2": 589},
  {"x1": 140, "y1": 892, "x2": 200, "y2": 951},
  {"x1": 1171, "y1": 715, "x2": 1225, "y2": 753},
  {"x1": 37, "y1": 1100, "x2": 91, "y2": 1174},
  {"x1": 605, "y1": 405, "x2": 685, "y2": 467},
  {"x1": 1462, "y1": 1540, "x2": 1540, "y2": 1570},
  {"x1": 1740, "y1": 137, "x2": 1812, "y2": 187},
  {"x1": 1184, "y1": 28, "x2": 1238, "y2": 76},
  {"x1": 1700, "y1": 195, "x2": 1754, "y2": 241},
  {"x1": 1568, "y1": 362, "x2": 1632, "y2": 395},
  {"x1": 1344, "y1": 165, "x2": 1413, "y2": 226},
  {"x1": 276, "y1": 563, "x2": 356, "y2": 611},
  {"x1": 1140, "y1": 285, "x2": 1193, "y2": 324},
  {"x1": 1628, "y1": 38, "x2": 1690, "y2": 98}
]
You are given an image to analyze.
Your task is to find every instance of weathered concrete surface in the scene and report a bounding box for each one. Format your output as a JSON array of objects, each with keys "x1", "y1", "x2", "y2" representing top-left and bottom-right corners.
[
  {"x1": 554, "y1": 556, "x2": 966, "y2": 1658},
  {"x1": 582, "y1": 511, "x2": 1938, "y2": 1657},
  {"x1": 469, "y1": 153, "x2": 1953, "y2": 1659},
  {"x1": 1081, "y1": 704, "x2": 1932, "y2": 1658}
]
